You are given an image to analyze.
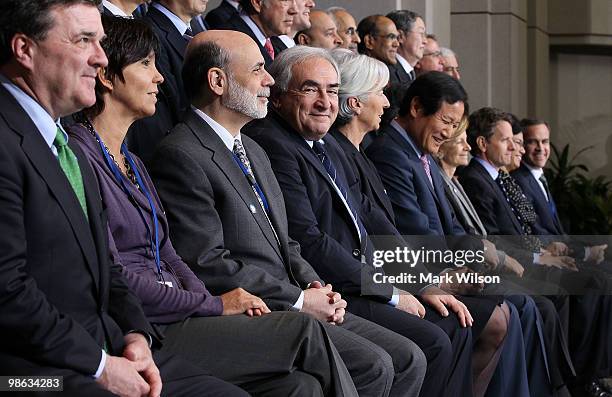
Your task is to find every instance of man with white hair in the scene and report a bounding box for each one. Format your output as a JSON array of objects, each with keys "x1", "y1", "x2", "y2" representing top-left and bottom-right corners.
[
  {"x1": 152, "y1": 34, "x2": 428, "y2": 397},
  {"x1": 440, "y1": 47, "x2": 461, "y2": 80},
  {"x1": 327, "y1": 7, "x2": 361, "y2": 52},
  {"x1": 246, "y1": 45, "x2": 477, "y2": 397}
]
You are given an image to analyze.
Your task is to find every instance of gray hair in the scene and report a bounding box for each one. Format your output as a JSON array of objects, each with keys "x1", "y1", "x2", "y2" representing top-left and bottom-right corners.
[
  {"x1": 325, "y1": 6, "x2": 346, "y2": 26},
  {"x1": 440, "y1": 47, "x2": 455, "y2": 58},
  {"x1": 386, "y1": 10, "x2": 421, "y2": 33},
  {"x1": 268, "y1": 45, "x2": 341, "y2": 97},
  {"x1": 330, "y1": 48, "x2": 389, "y2": 124}
]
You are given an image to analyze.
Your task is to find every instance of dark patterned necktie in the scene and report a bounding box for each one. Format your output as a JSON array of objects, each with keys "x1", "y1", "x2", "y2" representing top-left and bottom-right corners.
[
  {"x1": 312, "y1": 141, "x2": 366, "y2": 244},
  {"x1": 496, "y1": 170, "x2": 541, "y2": 251},
  {"x1": 538, "y1": 174, "x2": 558, "y2": 217}
]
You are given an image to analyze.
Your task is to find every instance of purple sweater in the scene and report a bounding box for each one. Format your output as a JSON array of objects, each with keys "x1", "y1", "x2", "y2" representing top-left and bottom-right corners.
[{"x1": 69, "y1": 123, "x2": 223, "y2": 323}]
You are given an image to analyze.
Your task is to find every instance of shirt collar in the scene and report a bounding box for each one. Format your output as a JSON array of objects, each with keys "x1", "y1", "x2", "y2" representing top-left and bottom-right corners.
[
  {"x1": 390, "y1": 120, "x2": 423, "y2": 158},
  {"x1": 152, "y1": 2, "x2": 190, "y2": 35},
  {"x1": 304, "y1": 139, "x2": 324, "y2": 149},
  {"x1": 523, "y1": 162, "x2": 543, "y2": 179},
  {"x1": 395, "y1": 53, "x2": 413, "y2": 74},
  {"x1": 240, "y1": 13, "x2": 267, "y2": 45},
  {"x1": 102, "y1": 0, "x2": 131, "y2": 17},
  {"x1": 192, "y1": 106, "x2": 241, "y2": 151},
  {"x1": 278, "y1": 35, "x2": 296, "y2": 48},
  {"x1": 474, "y1": 157, "x2": 499, "y2": 180},
  {"x1": 226, "y1": 0, "x2": 240, "y2": 10},
  {"x1": 0, "y1": 73, "x2": 62, "y2": 151}
]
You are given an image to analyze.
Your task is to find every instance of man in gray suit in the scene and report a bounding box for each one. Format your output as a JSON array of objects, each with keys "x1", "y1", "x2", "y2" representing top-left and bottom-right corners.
[{"x1": 151, "y1": 30, "x2": 427, "y2": 397}]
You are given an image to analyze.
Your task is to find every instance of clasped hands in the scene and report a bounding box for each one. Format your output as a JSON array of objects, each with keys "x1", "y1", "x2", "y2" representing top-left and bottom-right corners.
[
  {"x1": 302, "y1": 281, "x2": 347, "y2": 325},
  {"x1": 97, "y1": 333, "x2": 161, "y2": 397}
]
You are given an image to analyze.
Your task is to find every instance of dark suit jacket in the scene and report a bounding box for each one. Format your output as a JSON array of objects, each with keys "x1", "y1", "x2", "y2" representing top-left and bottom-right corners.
[
  {"x1": 271, "y1": 36, "x2": 289, "y2": 55},
  {"x1": 205, "y1": 0, "x2": 239, "y2": 29},
  {"x1": 512, "y1": 163, "x2": 563, "y2": 235},
  {"x1": 245, "y1": 112, "x2": 394, "y2": 301},
  {"x1": 129, "y1": 5, "x2": 189, "y2": 165},
  {"x1": 387, "y1": 62, "x2": 413, "y2": 86},
  {"x1": 0, "y1": 85, "x2": 154, "y2": 375},
  {"x1": 218, "y1": 14, "x2": 274, "y2": 67},
  {"x1": 150, "y1": 110, "x2": 321, "y2": 311},
  {"x1": 366, "y1": 122, "x2": 466, "y2": 237},
  {"x1": 329, "y1": 128, "x2": 395, "y2": 225}
]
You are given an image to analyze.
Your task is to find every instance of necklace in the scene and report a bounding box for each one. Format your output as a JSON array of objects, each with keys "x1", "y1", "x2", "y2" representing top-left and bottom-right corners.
[{"x1": 83, "y1": 119, "x2": 141, "y2": 190}]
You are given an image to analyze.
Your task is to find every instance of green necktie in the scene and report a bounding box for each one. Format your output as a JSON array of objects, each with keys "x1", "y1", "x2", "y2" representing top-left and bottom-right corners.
[{"x1": 54, "y1": 127, "x2": 88, "y2": 219}]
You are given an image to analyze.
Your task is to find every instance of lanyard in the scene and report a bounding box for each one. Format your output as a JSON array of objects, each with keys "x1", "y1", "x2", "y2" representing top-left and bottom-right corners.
[{"x1": 93, "y1": 131, "x2": 163, "y2": 282}]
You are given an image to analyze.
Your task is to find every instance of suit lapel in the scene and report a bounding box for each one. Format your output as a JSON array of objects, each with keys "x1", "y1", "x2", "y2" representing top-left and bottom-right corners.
[
  {"x1": 148, "y1": 7, "x2": 188, "y2": 61},
  {"x1": 2, "y1": 92, "x2": 101, "y2": 291},
  {"x1": 184, "y1": 112, "x2": 283, "y2": 260}
]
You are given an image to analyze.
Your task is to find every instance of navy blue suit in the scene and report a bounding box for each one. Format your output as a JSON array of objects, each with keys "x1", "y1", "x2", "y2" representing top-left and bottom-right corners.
[
  {"x1": 217, "y1": 14, "x2": 274, "y2": 67},
  {"x1": 245, "y1": 112, "x2": 474, "y2": 397},
  {"x1": 511, "y1": 163, "x2": 563, "y2": 235},
  {"x1": 205, "y1": 0, "x2": 239, "y2": 29},
  {"x1": 366, "y1": 122, "x2": 466, "y2": 237}
]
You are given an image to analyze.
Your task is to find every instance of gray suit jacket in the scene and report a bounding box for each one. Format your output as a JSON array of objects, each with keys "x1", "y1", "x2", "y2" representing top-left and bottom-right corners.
[{"x1": 150, "y1": 110, "x2": 321, "y2": 311}]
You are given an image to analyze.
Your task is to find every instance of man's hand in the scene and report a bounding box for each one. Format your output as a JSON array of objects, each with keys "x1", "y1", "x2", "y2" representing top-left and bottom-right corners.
[
  {"x1": 220, "y1": 288, "x2": 271, "y2": 316},
  {"x1": 97, "y1": 355, "x2": 151, "y2": 397},
  {"x1": 545, "y1": 241, "x2": 569, "y2": 256},
  {"x1": 587, "y1": 244, "x2": 608, "y2": 264},
  {"x1": 482, "y1": 239, "x2": 499, "y2": 270},
  {"x1": 504, "y1": 255, "x2": 525, "y2": 277},
  {"x1": 421, "y1": 287, "x2": 473, "y2": 327},
  {"x1": 122, "y1": 333, "x2": 161, "y2": 397},
  {"x1": 539, "y1": 252, "x2": 577, "y2": 271},
  {"x1": 396, "y1": 291, "x2": 426, "y2": 318},
  {"x1": 310, "y1": 282, "x2": 346, "y2": 324},
  {"x1": 302, "y1": 282, "x2": 347, "y2": 323},
  {"x1": 439, "y1": 267, "x2": 484, "y2": 295}
]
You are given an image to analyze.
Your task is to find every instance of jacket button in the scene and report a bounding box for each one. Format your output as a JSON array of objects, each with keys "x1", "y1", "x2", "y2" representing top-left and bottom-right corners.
[{"x1": 352, "y1": 249, "x2": 360, "y2": 258}]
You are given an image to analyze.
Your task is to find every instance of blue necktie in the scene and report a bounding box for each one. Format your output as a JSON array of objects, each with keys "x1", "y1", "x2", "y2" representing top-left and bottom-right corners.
[{"x1": 311, "y1": 141, "x2": 366, "y2": 243}]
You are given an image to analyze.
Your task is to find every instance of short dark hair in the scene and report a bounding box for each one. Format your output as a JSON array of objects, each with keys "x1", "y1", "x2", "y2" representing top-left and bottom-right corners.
[
  {"x1": 520, "y1": 118, "x2": 549, "y2": 131},
  {"x1": 0, "y1": 0, "x2": 101, "y2": 65},
  {"x1": 466, "y1": 107, "x2": 511, "y2": 156},
  {"x1": 356, "y1": 15, "x2": 383, "y2": 55},
  {"x1": 506, "y1": 113, "x2": 522, "y2": 135},
  {"x1": 386, "y1": 10, "x2": 421, "y2": 33},
  {"x1": 399, "y1": 71, "x2": 469, "y2": 118},
  {"x1": 84, "y1": 15, "x2": 159, "y2": 118},
  {"x1": 182, "y1": 40, "x2": 231, "y2": 102}
]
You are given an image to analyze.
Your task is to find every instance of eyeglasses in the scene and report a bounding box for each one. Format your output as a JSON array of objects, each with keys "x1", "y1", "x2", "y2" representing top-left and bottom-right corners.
[
  {"x1": 443, "y1": 66, "x2": 460, "y2": 73},
  {"x1": 434, "y1": 113, "x2": 461, "y2": 130}
]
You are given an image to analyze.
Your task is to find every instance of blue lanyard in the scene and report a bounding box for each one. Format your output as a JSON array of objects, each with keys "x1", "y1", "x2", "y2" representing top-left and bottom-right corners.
[
  {"x1": 232, "y1": 154, "x2": 269, "y2": 211},
  {"x1": 93, "y1": 131, "x2": 163, "y2": 282}
]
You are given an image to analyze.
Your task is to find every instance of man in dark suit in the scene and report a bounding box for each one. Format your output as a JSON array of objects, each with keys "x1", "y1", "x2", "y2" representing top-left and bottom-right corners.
[
  {"x1": 205, "y1": 0, "x2": 240, "y2": 28},
  {"x1": 386, "y1": 10, "x2": 425, "y2": 85},
  {"x1": 0, "y1": 1, "x2": 245, "y2": 396},
  {"x1": 218, "y1": 0, "x2": 297, "y2": 67},
  {"x1": 270, "y1": 0, "x2": 315, "y2": 55},
  {"x1": 460, "y1": 108, "x2": 612, "y2": 395},
  {"x1": 151, "y1": 30, "x2": 428, "y2": 397},
  {"x1": 101, "y1": 0, "x2": 143, "y2": 17},
  {"x1": 512, "y1": 119, "x2": 608, "y2": 264},
  {"x1": 128, "y1": 0, "x2": 208, "y2": 165},
  {"x1": 245, "y1": 45, "x2": 482, "y2": 397}
]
